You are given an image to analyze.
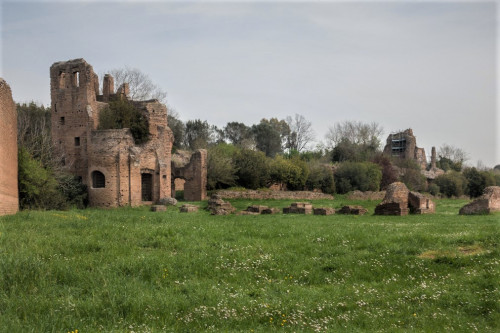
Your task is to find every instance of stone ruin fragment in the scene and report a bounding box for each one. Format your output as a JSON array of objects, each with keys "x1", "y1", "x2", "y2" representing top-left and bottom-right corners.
[
  {"x1": 283, "y1": 202, "x2": 313, "y2": 214},
  {"x1": 239, "y1": 205, "x2": 280, "y2": 215},
  {"x1": 338, "y1": 205, "x2": 367, "y2": 215},
  {"x1": 313, "y1": 207, "x2": 336, "y2": 215},
  {"x1": 374, "y1": 182, "x2": 435, "y2": 216},
  {"x1": 179, "y1": 204, "x2": 199, "y2": 213},
  {"x1": 206, "y1": 194, "x2": 236, "y2": 215},
  {"x1": 459, "y1": 186, "x2": 500, "y2": 215}
]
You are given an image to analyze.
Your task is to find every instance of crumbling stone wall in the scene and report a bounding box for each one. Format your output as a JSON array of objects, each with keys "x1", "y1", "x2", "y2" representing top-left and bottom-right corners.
[
  {"x1": 172, "y1": 149, "x2": 207, "y2": 201},
  {"x1": 383, "y1": 129, "x2": 427, "y2": 169},
  {"x1": 0, "y1": 79, "x2": 18, "y2": 215},
  {"x1": 51, "y1": 58, "x2": 206, "y2": 207},
  {"x1": 459, "y1": 186, "x2": 500, "y2": 215}
]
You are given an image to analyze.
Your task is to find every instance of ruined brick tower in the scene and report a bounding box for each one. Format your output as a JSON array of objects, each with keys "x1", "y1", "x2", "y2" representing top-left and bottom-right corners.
[
  {"x1": 51, "y1": 59, "x2": 206, "y2": 207},
  {"x1": 0, "y1": 79, "x2": 18, "y2": 215},
  {"x1": 383, "y1": 129, "x2": 427, "y2": 169}
]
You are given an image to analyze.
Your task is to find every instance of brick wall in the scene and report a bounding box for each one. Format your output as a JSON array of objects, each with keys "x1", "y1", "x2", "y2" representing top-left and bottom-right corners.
[{"x1": 0, "y1": 79, "x2": 18, "y2": 215}]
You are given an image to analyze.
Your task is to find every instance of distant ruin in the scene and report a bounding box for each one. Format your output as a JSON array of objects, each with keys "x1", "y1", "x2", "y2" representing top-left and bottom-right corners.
[
  {"x1": 50, "y1": 59, "x2": 206, "y2": 207},
  {"x1": 0, "y1": 79, "x2": 18, "y2": 215},
  {"x1": 383, "y1": 129, "x2": 427, "y2": 169},
  {"x1": 383, "y1": 128, "x2": 444, "y2": 180}
]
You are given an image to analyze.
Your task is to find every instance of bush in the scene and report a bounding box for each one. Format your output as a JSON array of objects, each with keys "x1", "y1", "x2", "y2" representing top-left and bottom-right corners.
[
  {"x1": 306, "y1": 162, "x2": 334, "y2": 194},
  {"x1": 270, "y1": 156, "x2": 309, "y2": 191},
  {"x1": 334, "y1": 162, "x2": 382, "y2": 194},
  {"x1": 234, "y1": 149, "x2": 270, "y2": 189},
  {"x1": 18, "y1": 148, "x2": 66, "y2": 210},
  {"x1": 207, "y1": 143, "x2": 238, "y2": 190},
  {"x1": 55, "y1": 174, "x2": 88, "y2": 209},
  {"x1": 98, "y1": 98, "x2": 150, "y2": 144},
  {"x1": 463, "y1": 167, "x2": 496, "y2": 198},
  {"x1": 435, "y1": 171, "x2": 467, "y2": 198},
  {"x1": 428, "y1": 183, "x2": 440, "y2": 196}
]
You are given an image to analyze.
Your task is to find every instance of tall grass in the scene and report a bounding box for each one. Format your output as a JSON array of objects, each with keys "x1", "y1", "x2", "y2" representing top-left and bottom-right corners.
[{"x1": 0, "y1": 197, "x2": 498, "y2": 332}]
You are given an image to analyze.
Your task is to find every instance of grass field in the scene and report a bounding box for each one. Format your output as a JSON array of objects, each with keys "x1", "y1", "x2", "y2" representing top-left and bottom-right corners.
[{"x1": 0, "y1": 197, "x2": 498, "y2": 332}]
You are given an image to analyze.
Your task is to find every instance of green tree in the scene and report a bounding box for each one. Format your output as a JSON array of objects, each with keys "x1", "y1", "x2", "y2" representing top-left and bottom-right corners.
[
  {"x1": 184, "y1": 119, "x2": 215, "y2": 150},
  {"x1": 18, "y1": 148, "x2": 66, "y2": 210},
  {"x1": 306, "y1": 161, "x2": 335, "y2": 194},
  {"x1": 223, "y1": 122, "x2": 254, "y2": 148},
  {"x1": 167, "y1": 109, "x2": 185, "y2": 151},
  {"x1": 234, "y1": 149, "x2": 270, "y2": 189},
  {"x1": 252, "y1": 118, "x2": 290, "y2": 157},
  {"x1": 463, "y1": 167, "x2": 495, "y2": 198},
  {"x1": 435, "y1": 171, "x2": 467, "y2": 198},
  {"x1": 98, "y1": 98, "x2": 150, "y2": 144},
  {"x1": 207, "y1": 143, "x2": 239, "y2": 190},
  {"x1": 334, "y1": 162, "x2": 382, "y2": 194},
  {"x1": 270, "y1": 155, "x2": 309, "y2": 191}
]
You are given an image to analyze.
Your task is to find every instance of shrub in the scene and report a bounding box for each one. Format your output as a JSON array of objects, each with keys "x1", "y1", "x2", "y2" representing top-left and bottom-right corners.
[
  {"x1": 270, "y1": 156, "x2": 309, "y2": 191},
  {"x1": 98, "y1": 98, "x2": 150, "y2": 144},
  {"x1": 334, "y1": 162, "x2": 382, "y2": 194},
  {"x1": 207, "y1": 143, "x2": 238, "y2": 190},
  {"x1": 463, "y1": 167, "x2": 496, "y2": 198},
  {"x1": 435, "y1": 171, "x2": 467, "y2": 198},
  {"x1": 428, "y1": 183, "x2": 440, "y2": 196},
  {"x1": 234, "y1": 149, "x2": 270, "y2": 189},
  {"x1": 306, "y1": 162, "x2": 335, "y2": 194},
  {"x1": 18, "y1": 148, "x2": 66, "y2": 210}
]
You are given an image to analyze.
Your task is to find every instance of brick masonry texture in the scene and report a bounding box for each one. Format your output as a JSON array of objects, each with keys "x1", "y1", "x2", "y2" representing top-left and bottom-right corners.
[
  {"x1": 0, "y1": 79, "x2": 18, "y2": 215},
  {"x1": 459, "y1": 186, "x2": 500, "y2": 215},
  {"x1": 216, "y1": 190, "x2": 333, "y2": 200},
  {"x1": 51, "y1": 59, "x2": 206, "y2": 207}
]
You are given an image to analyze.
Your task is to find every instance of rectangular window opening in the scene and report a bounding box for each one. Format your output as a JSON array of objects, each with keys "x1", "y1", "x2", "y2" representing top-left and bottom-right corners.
[
  {"x1": 75, "y1": 137, "x2": 80, "y2": 146},
  {"x1": 60, "y1": 117, "x2": 65, "y2": 125}
]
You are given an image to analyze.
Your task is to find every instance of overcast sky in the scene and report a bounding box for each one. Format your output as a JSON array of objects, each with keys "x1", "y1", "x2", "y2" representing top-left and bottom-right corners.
[{"x1": 1, "y1": 0, "x2": 498, "y2": 167}]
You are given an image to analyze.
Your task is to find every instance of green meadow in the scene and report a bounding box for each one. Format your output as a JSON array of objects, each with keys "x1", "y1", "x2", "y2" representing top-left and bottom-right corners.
[{"x1": 0, "y1": 197, "x2": 498, "y2": 332}]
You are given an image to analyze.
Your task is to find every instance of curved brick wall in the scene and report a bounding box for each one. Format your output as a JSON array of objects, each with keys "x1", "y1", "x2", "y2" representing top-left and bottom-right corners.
[{"x1": 0, "y1": 79, "x2": 18, "y2": 215}]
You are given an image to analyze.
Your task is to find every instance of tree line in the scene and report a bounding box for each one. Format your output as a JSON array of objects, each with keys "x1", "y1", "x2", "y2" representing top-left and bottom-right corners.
[{"x1": 14, "y1": 67, "x2": 500, "y2": 210}]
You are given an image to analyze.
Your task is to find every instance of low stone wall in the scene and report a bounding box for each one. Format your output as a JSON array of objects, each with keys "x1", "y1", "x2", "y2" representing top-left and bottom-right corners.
[{"x1": 216, "y1": 190, "x2": 334, "y2": 200}]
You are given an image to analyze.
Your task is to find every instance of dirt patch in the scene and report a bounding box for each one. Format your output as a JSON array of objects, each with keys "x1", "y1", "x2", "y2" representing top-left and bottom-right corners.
[{"x1": 418, "y1": 245, "x2": 487, "y2": 259}]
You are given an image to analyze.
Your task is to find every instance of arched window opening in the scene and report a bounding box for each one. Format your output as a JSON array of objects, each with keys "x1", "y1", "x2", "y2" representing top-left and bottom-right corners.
[{"x1": 92, "y1": 171, "x2": 105, "y2": 188}]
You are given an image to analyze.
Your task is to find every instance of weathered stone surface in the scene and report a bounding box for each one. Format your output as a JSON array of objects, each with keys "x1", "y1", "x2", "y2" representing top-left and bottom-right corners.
[
  {"x1": 179, "y1": 204, "x2": 198, "y2": 213},
  {"x1": 283, "y1": 202, "x2": 313, "y2": 214},
  {"x1": 261, "y1": 207, "x2": 280, "y2": 215},
  {"x1": 313, "y1": 207, "x2": 335, "y2": 215},
  {"x1": 246, "y1": 205, "x2": 269, "y2": 213},
  {"x1": 383, "y1": 129, "x2": 427, "y2": 170},
  {"x1": 151, "y1": 205, "x2": 166, "y2": 212},
  {"x1": 408, "y1": 191, "x2": 435, "y2": 214},
  {"x1": 207, "y1": 194, "x2": 236, "y2": 215},
  {"x1": 375, "y1": 182, "x2": 410, "y2": 216},
  {"x1": 459, "y1": 186, "x2": 500, "y2": 215},
  {"x1": 172, "y1": 149, "x2": 207, "y2": 201},
  {"x1": 338, "y1": 205, "x2": 367, "y2": 215},
  {"x1": 50, "y1": 59, "x2": 206, "y2": 208},
  {"x1": 216, "y1": 190, "x2": 333, "y2": 200},
  {"x1": 158, "y1": 197, "x2": 178, "y2": 206},
  {"x1": 0, "y1": 78, "x2": 18, "y2": 216}
]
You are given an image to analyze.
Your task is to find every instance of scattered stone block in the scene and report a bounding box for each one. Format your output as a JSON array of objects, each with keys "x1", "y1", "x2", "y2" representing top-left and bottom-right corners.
[
  {"x1": 408, "y1": 191, "x2": 435, "y2": 214},
  {"x1": 207, "y1": 194, "x2": 236, "y2": 215},
  {"x1": 158, "y1": 197, "x2": 178, "y2": 206},
  {"x1": 338, "y1": 205, "x2": 367, "y2": 215},
  {"x1": 375, "y1": 182, "x2": 410, "y2": 216},
  {"x1": 246, "y1": 205, "x2": 269, "y2": 213},
  {"x1": 179, "y1": 204, "x2": 198, "y2": 213},
  {"x1": 261, "y1": 207, "x2": 280, "y2": 215},
  {"x1": 283, "y1": 202, "x2": 313, "y2": 214},
  {"x1": 459, "y1": 186, "x2": 500, "y2": 215},
  {"x1": 150, "y1": 205, "x2": 166, "y2": 212},
  {"x1": 313, "y1": 207, "x2": 335, "y2": 215}
]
